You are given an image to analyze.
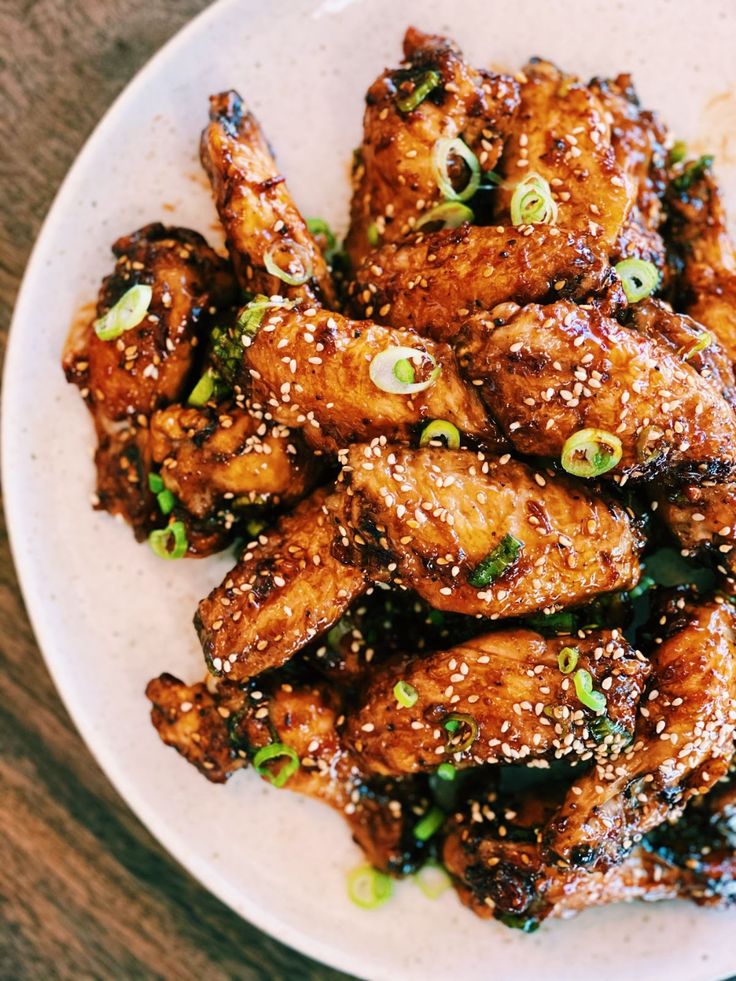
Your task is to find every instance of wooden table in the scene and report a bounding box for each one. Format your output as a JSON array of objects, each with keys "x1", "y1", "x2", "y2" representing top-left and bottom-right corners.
[{"x1": 0, "y1": 3, "x2": 351, "y2": 977}]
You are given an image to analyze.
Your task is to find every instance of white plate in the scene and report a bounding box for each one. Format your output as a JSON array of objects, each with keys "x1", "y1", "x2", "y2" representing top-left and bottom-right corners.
[{"x1": 5, "y1": 0, "x2": 736, "y2": 977}]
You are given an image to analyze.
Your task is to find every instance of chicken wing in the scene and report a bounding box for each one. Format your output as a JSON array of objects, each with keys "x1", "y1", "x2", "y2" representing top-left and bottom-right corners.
[
  {"x1": 346, "y1": 627, "x2": 649, "y2": 775},
  {"x1": 653, "y1": 481, "x2": 736, "y2": 578},
  {"x1": 494, "y1": 60, "x2": 632, "y2": 248},
  {"x1": 458, "y1": 300, "x2": 736, "y2": 483},
  {"x1": 200, "y1": 91, "x2": 336, "y2": 306},
  {"x1": 348, "y1": 224, "x2": 613, "y2": 341},
  {"x1": 345, "y1": 27, "x2": 520, "y2": 268},
  {"x1": 543, "y1": 597, "x2": 736, "y2": 868}
]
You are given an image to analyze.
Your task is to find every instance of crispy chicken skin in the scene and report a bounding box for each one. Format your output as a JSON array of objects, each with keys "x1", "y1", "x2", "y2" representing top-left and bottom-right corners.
[
  {"x1": 200, "y1": 91, "x2": 336, "y2": 306},
  {"x1": 666, "y1": 159, "x2": 736, "y2": 363},
  {"x1": 346, "y1": 627, "x2": 649, "y2": 775},
  {"x1": 458, "y1": 300, "x2": 736, "y2": 483},
  {"x1": 348, "y1": 224, "x2": 614, "y2": 341},
  {"x1": 237, "y1": 301, "x2": 503, "y2": 453},
  {"x1": 149, "y1": 404, "x2": 321, "y2": 519},
  {"x1": 195, "y1": 489, "x2": 366, "y2": 681},
  {"x1": 63, "y1": 223, "x2": 235, "y2": 422},
  {"x1": 544, "y1": 597, "x2": 736, "y2": 869},
  {"x1": 93, "y1": 422, "x2": 156, "y2": 540},
  {"x1": 333, "y1": 445, "x2": 642, "y2": 616},
  {"x1": 495, "y1": 60, "x2": 632, "y2": 248},
  {"x1": 345, "y1": 27, "x2": 520, "y2": 268},
  {"x1": 146, "y1": 671, "x2": 430, "y2": 874}
]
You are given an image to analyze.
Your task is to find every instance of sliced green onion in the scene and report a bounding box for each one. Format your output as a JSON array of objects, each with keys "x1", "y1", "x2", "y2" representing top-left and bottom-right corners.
[
  {"x1": 238, "y1": 295, "x2": 274, "y2": 337},
  {"x1": 394, "y1": 680, "x2": 418, "y2": 708},
  {"x1": 589, "y1": 715, "x2": 632, "y2": 746},
  {"x1": 306, "y1": 217, "x2": 338, "y2": 262},
  {"x1": 369, "y1": 346, "x2": 441, "y2": 395},
  {"x1": 682, "y1": 331, "x2": 712, "y2": 361},
  {"x1": 615, "y1": 258, "x2": 660, "y2": 303},
  {"x1": 252, "y1": 742, "x2": 300, "y2": 788},
  {"x1": 148, "y1": 521, "x2": 188, "y2": 560},
  {"x1": 431, "y1": 137, "x2": 481, "y2": 202},
  {"x1": 443, "y1": 712, "x2": 478, "y2": 753},
  {"x1": 557, "y1": 646, "x2": 579, "y2": 675},
  {"x1": 561, "y1": 428, "x2": 622, "y2": 478},
  {"x1": 668, "y1": 140, "x2": 687, "y2": 166},
  {"x1": 481, "y1": 170, "x2": 503, "y2": 188},
  {"x1": 525, "y1": 609, "x2": 576, "y2": 635},
  {"x1": 415, "y1": 860, "x2": 452, "y2": 899},
  {"x1": 415, "y1": 201, "x2": 474, "y2": 231},
  {"x1": 396, "y1": 69, "x2": 441, "y2": 113},
  {"x1": 574, "y1": 668, "x2": 607, "y2": 714},
  {"x1": 419, "y1": 419, "x2": 461, "y2": 449},
  {"x1": 636, "y1": 425, "x2": 666, "y2": 465},
  {"x1": 264, "y1": 242, "x2": 313, "y2": 287},
  {"x1": 94, "y1": 284, "x2": 153, "y2": 341},
  {"x1": 188, "y1": 370, "x2": 216, "y2": 406},
  {"x1": 672, "y1": 154, "x2": 713, "y2": 192},
  {"x1": 628, "y1": 574, "x2": 655, "y2": 600},
  {"x1": 468, "y1": 534, "x2": 523, "y2": 588},
  {"x1": 413, "y1": 806, "x2": 445, "y2": 842},
  {"x1": 156, "y1": 488, "x2": 176, "y2": 515},
  {"x1": 347, "y1": 864, "x2": 393, "y2": 909},
  {"x1": 510, "y1": 172, "x2": 557, "y2": 226},
  {"x1": 148, "y1": 472, "x2": 164, "y2": 494},
  {"x1": 366, "y1": 223, "x2": 380, "y2": 247},
  {"x1": 436, "y1": 762, "x2": 456, "y2": 781}
]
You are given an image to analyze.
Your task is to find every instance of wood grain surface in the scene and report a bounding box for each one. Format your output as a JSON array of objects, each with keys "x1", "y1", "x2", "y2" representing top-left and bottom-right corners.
[{"x1": 0, "y1": 3, "x2": 352, "y2": 978}]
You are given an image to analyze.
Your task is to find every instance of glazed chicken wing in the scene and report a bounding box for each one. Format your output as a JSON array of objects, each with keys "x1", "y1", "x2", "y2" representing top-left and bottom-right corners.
[
  {"x1": 543, "y1": 597, "x2": 736, "y2": 869},
  {"x1": 458, "y1": 300, "x2": 736, "y2": 483},
  {"x1": 345, "y1": 27, "x2": 520, "y2": 268},
  {"x1": 346, "y1": 627, "x2": 649, "y2": 775},
  {"x1": 653, "y1": 481, "x2": 736, "y2": 578},
  {"x1": 348, "y1": 224, "x2": 613, "y2": 341},
  {"x1": 494, "y1": 60, "x2": 632, "y2": 248},
  {"x1": 200, "y1": 90, "x2": 336, "y2": 307}
]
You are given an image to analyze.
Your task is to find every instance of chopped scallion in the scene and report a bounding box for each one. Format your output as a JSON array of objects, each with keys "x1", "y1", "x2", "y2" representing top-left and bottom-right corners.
[
  {"x1": 347, "y1": 864, "x2": 393, "y2": 909},
  {"x1": 668, "y1": 140, "x2": 687, "y2": 166},
  {"x1": 252, "y1": 742, "x2": 300, "y2": 788},
  {"x1": 468, "y1": 534, "x2": 523, "y2": 588},
  {"x1": 394, "y1": 680, "x2": 418, "y2": 708},
  {"x1": 415, "y1": 860, "x2": 452, "y2": 899},
  {"x1": 369, "y1": 346, "x2": 441, "y2": 395},
  {"x1": 306, "y1": 217, "x2": 338, "y2": 262},
  {"x1": 431, "y1": 137, "x2": 481, "y2": 202},
  {"x1": 615, "y1": 258, "x2": 660, "y2": 304},
  {"x1": 436, "y1": 762, "x2": 456, "y2": 781},
  {"x1": 366, "y1": 223, "x2": 380, "y2": 247},
  {"x1": 94, "y1": 284, "x2": 153, "y2": 341},
  {"x1": 264, "y1": 243, "x2": 313, "y2": 287},
  {"x1": 682, "y1": 331, "x2": 712, "y2": 361},
  {"x1": 419, "y1": 419, "x2": 461, "y2": 449},
  {"x1": 415, "y1": 201, "x2": 474, "y2": 231},
  {"x1": 156, "y1": 489, "x2": 176, "y2": 515},
  {"x1": 396, "y1": 69, "x2": 441, "y2": 113},
  {"x1": 148, "y1": 472, "x2": 164, "y2": 494},
  {"x1": 574, "y1": 668, "x2": 607, "y2": 714},
  {"x1": 561, "y1": 428, "x2": 622, "y2": 478},
  {"x1": 443, "y1": 712, "x2": 478, "y2": 753},
  {"x1": 557, "y1": 646, "x2": 579, "y2": 675},
  {"x1": 413, "y1": 806, "x2": 445, "y2": 842},
  {"x1": 148, "y1": 521, "x2": 188, "y2": 560},
  {"x1": 510, "y1": 172, "x2": 557, "y2": 226}
]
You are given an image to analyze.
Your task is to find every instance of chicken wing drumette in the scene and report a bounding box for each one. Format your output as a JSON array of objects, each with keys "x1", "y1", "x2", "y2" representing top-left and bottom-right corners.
[{"x1": 345, "y1": 27, "x2": 520, "y2": 268}]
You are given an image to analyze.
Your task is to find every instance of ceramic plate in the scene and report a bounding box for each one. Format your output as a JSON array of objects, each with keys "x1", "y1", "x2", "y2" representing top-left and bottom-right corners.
[{"x1": 5, "y1": 0, "x2": 736, "y2": 977}]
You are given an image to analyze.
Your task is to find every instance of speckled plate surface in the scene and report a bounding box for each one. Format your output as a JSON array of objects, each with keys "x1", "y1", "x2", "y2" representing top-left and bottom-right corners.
[{"x1": 4, "y1": 0, "x2": 736, "y2": 977}]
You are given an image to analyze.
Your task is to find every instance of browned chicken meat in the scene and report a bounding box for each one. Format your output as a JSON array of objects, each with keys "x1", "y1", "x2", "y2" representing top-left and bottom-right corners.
[
  {"x1": 458, "y1": 300, "x2": 736, "y2": 484},
  {"x1": 345, "y1": 27, "x2": 520, "y2": 268},
  {"x1": 653, "y1": 482, "x2": 736, "y2": 578},
  {"x1": 346, "y1": 627, "x2": 649, "y2": 775},
  {"x1": 544, "y1": 596, "x2": 736, "y2": 869},
  {"x1": 201, "y1": 90, "x2": 336, "y2": 307},
  {"x1": 348, "y1": 224, "x2": 613, "y2": 341}
]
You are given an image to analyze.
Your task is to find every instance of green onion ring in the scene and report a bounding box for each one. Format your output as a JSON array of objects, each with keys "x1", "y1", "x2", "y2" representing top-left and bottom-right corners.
[
  {"x1": 636, "y1": 425, "x2": 667, "y2": 466},
  {"x1": 628, "y1": 575, "x2": 655, "y2": 600},
  {"x1": 419, "y1": 419, "x2": 461, "y2": 449},
  {"x1": 347, "y1": 864, "x2": 393, "y2": 909},
  {"x1": 468, "y1": 534, "x2": 523, "y2": 588},
  {"x1": 557, "y1": 646, "x2": 579, "y2": 675},
  {"x1": 574, "y1": 668, "x2": 607, "y2": 714},
  {"x1": 396, "y1": 69, "x2": 441, "y2": 113},
  {"x1": 615, "y1": 258, "x2": 660, "y2": 304},
  {"x1": 510, "y1": 172, "x2": 557, "y2": 226},
  {"x1": 431, "y1": 137, "x2": 481, "y2": 202},
  {"x1": 561, "y1": 428, "x2": 623, "y2": 478},
  {"x1": 413, "y1": 806, "x2": 445, "y2": 842},
  {"x1": 148, "y1": 521, "x2": 188, "y2": 560},
  {"x1": 252, "y1": 742, "x2": 301, "y2": 788},
  {"x1": 394, "y1": 680, "x2": 418, "y2": 708},
  {"x1": 415, "y1": 201, "x2": 474, "y2": 231},
  {"x1": 156, "y1": 488, "x2": 176, "y2": 516},
  {"x1": 415, "y1": 860, "x2": 452, "y2": 899},
  {"x1": 264, "y1": 242, "x2": 313, "y2": 286},
  {"x1": 94, "y1": 284, "x2": 153, "y2": 341},
  {"x1": 306, "y1": 217, "x2": 338, "y2": 262},
  {"x1": 443, "y1": 712, "x2": 478, "y2": 753},
  {"x1": 436, "y1": 762, "x2": 456, "y2": 781},
  {"x1": 369, "y1": 346, "x2": 441, "y2": 395},
  {"x1": 682, "y1": 331, "x2": 712, "y2": 361}
]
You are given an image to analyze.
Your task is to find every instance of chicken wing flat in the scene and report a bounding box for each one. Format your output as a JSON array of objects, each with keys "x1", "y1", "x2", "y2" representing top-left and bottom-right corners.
[
  {"x1": 348, "y1": 224, "x2": 613, "y2": 341},
  {"x1": 200, "y1": 91, "x2": 336, "y2": 307},
  {"x1": 146, "y1": 670, "x2": 431, "y2": 874},
  {"x1": 666, "y1": 156, "x2": 736, "y2": 362},
  {"x1": 149, "y1": 404, "x2": 322, "y2": 519},
  {"x1": 458, "y1": 300, "x2": 736, "y2": 483},
  {"x1": 345, "y1": 27, "x2": 520, "y2": 268},
  {"x1": 223, "y1": 299, "x2": 503, "y2": 453},
  {"x1": 334, "y1": 445, "x2": 642, "y2": 616},
  {"x1": 63, "y1": 223, "x2": 235, "y2": 423},
  {"x1": 345, "y1": 627, "x2": 649, "y2": 775},
  {"x1": 195, "y1": 489, "x2": 366, "y2": 681},
  {"x1": 494, "y1": 60, "x2": 632, "y2": 248},
  {"x1": 544, "y1": 597, "x2": 736, "y2": 869}
]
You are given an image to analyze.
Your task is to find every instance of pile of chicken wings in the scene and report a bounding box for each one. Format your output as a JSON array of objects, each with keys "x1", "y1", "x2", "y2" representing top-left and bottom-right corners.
[{"x1": 63, "y1": 28, "x2": 736, "y2": 928}]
